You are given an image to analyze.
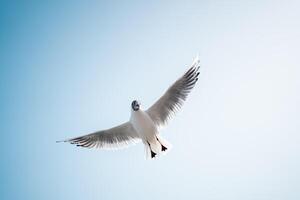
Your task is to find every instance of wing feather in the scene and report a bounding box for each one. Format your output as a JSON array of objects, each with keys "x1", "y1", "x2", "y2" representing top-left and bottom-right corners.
[
  {"x1": 60, "y1": 122, "x2": 140, "y2": 149},
  {"x1": 146, "y1": 58, "x2": 200, "y2": 127}
]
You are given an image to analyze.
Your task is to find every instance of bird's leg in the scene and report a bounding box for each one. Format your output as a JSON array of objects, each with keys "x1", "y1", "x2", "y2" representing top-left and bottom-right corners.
[
  {"x1": 156, "y1": 136, "x2": 168, "y2": 152},
  {"x1": 147, "y1": 141, "x2": 156, "y2": 158}
]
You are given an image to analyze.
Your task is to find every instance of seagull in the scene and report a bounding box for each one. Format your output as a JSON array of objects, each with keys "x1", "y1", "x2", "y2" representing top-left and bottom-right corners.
[{"x1": 58, "y1": 57, "x2": 200, "y2": 158}]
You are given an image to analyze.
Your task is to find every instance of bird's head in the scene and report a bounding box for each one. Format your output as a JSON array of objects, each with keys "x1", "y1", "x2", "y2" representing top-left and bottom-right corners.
[{"x1": 131, "y1": 100, "x2": 140, "y2": 111}]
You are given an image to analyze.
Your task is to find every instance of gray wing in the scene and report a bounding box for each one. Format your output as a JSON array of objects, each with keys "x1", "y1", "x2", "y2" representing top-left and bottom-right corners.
[
  {"x1": 146, "y1": 58, "x2": 200, "y2": 127},
  {"x1": 61, "y1": 122, "x2": 140, "y2": 149}
]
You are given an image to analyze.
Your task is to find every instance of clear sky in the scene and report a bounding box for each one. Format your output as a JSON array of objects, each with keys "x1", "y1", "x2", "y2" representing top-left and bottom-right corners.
[{"x1": 1, "y1": 0, "x2": 300, "y2": 200}]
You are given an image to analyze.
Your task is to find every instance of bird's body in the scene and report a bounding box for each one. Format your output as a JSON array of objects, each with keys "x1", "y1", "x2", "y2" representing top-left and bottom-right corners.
[
  {"x1": 130, "y1": 108, "x2": 163, "y2": 155},
  {"x1": 58, "y1": 57, "x2": 200, "y2": 159},
  {"x1": 130, "y1": 108, "x2": 157, "y2": 143}
]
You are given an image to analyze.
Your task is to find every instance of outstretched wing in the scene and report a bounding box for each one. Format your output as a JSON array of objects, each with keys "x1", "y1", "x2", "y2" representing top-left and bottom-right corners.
[
  {"x1": 60, "y1": 122, "x2": 140, "y2": 149},
  {"x1": 146, "y1": 57, "x2": 200, "y2": 127}
]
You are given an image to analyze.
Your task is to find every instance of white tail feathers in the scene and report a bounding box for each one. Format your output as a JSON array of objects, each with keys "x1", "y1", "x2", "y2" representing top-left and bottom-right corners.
[{"x1": 144, "y1": 135, "x2": 171, "y2": 159}]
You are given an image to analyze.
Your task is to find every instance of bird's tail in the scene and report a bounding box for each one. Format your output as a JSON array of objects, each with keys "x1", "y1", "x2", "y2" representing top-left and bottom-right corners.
[{"x1": 144, "y1": 135, "x2": 171, "y2": 159}]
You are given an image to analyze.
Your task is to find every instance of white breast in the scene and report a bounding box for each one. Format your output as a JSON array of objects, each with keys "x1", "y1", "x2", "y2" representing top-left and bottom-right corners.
[{"x1": 130, "y1": 109, "x2": 157, "y2": 140}]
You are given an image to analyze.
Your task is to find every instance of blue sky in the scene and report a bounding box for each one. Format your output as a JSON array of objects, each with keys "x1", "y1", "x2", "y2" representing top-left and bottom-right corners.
[{"x1": 1, "y1": 1, "x2": 300, "y2": 199}]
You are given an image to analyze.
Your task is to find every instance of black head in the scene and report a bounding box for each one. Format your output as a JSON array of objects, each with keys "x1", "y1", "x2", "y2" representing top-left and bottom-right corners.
[{"x1": 131, "y1": 100, "x2": 140, "y2": 111}]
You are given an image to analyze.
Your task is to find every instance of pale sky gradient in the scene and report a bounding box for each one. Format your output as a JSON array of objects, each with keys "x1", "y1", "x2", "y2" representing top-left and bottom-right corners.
[{"x1": 1, "y1": 1, "x2": 300, "y2": 200}]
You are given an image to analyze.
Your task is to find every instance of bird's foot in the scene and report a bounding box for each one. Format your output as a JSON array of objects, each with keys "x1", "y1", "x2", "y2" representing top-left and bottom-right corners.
[
  {"x1": 156, "y1": 136, "x2": 168, "y2": 152},
  {"x1": 161, "y1": 145, "x2": 167, "y2": 152},
  {"x1": 151, "y1": 150, "x2": 157, "y2": 158}
]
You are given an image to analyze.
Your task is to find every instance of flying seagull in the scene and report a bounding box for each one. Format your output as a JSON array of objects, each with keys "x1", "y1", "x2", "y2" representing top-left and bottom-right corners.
[{"x1": 58, "y1": 57, "x2": 200, "y2": 158}]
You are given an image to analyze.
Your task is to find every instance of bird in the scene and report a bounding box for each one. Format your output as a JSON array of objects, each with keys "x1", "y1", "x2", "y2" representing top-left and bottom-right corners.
[{"x1": 57, "y1": 57, "x2": 200, "y2": 159}]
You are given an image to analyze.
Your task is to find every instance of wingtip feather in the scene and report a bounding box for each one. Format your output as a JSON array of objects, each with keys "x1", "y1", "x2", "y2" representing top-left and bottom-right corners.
[{"x1": 192, "y1": 54, "x2": 200, "y2": 67}]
